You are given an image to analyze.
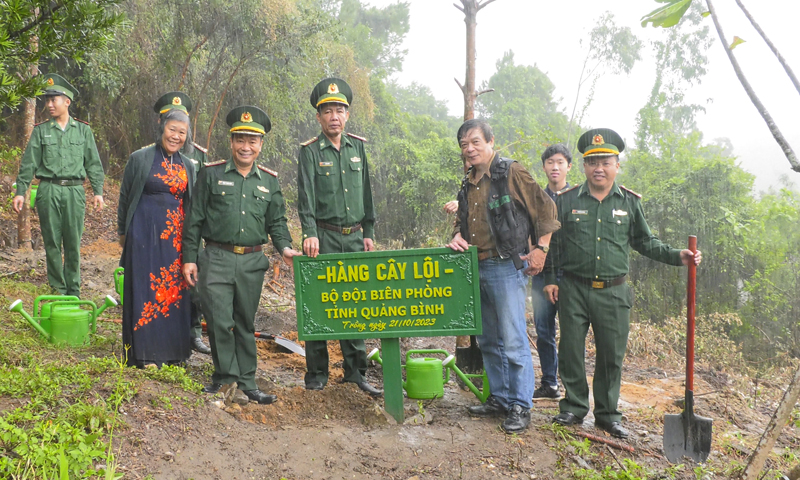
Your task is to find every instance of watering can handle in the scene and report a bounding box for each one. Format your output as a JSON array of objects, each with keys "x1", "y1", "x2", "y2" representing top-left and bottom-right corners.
[
  {"x1": 50, "y1": 300, "x2": 99, "y2": 334},
  {"x1": 405, "y1": 349, "x2": 451, "y2": 363},
  {"x1": 34, "y1": 295, "x2": 80, "y2": 317}
]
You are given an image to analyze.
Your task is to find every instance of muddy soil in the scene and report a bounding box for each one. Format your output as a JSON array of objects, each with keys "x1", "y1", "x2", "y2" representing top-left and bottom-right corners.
[{"x1": 1, "y1": 185, "x2": 798, "y2": 479}]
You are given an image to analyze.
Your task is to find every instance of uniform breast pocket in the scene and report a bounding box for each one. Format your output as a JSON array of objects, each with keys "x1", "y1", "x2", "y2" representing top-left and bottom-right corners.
[
  {"x1": 209, "y1": 183, "x2": 235, "y2": 211},
  {"x1": 315, "y1": 163, "x2": 339, "y2": 194},
  {"x1": 41, "y1": 136, "x2": 59, "y2": 164},
  {"x1": 565, "y1": 213, "x2": 591, "y2": 236},
  {"x1": 69, "y1": 137, "x2": 85, "y2": 161},
  {"x1": 252, "y1": 189, "x2": 271, "y2": 209},
  {"x1": 610, "y1": 212, "x2": 630, "y2": 243},
  {"x1": 347, "y1": 160, "x2": 363, "y2": 188}
]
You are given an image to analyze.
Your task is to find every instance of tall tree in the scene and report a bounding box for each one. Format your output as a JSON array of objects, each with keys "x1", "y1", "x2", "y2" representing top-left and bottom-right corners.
[{"x1": 453, "y1": 0, "x2": 497, "y2": 121}]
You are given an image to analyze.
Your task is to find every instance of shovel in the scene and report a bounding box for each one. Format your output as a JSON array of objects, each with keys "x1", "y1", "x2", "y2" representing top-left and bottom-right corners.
[
  {"x1": 664, "y1": 235, "x2": 712, "y2": 463},
  {"x1": 200, "y1": 322, "x2": 305, "y2": 357}
]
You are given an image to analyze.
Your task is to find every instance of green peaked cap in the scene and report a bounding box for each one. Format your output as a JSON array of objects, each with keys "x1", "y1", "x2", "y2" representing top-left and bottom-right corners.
[
  {"x1": 226, "y1": 106, "x2": 271, "y2": 135},
  {"x1": 42, "y1": 73, "x2": 77, "y2": 100},
  {"x1": 577, "y1": 128, "x2": 625, "y2": 158},
  {"x1": 154, "y1": 92, "x2": 193, "y2": 114},
  {"x1": 310, "y1": 77, "x2": 352, "y2": 109}
]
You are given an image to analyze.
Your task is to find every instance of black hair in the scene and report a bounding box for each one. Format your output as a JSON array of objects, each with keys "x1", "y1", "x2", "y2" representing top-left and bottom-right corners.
[
  {"x1": 157, "y1": 109, "x2": 194, "y2": 155},
  {"x1": 541, "y1": 144, "x2": 572, "y2": 165},
  {"x1": 457, "y1": 118, "x2": 493, "y2": 144}
]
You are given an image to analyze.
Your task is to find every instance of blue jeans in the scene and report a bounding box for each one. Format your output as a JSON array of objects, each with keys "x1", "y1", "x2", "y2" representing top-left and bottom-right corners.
[
  {"x1": 531, "y1": 273, "x2": 559, "y2": 388},
  {"x1": 477, "y1": 258, "x2": 535, "y2": 409}
]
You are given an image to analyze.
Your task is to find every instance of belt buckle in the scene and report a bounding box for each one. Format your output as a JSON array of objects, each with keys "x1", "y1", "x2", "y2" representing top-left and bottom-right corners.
[
  {"x1": 591, "y1": 280, "x2": 604, "y2": 289},
  {"x1": 341, "y1": 227, "x2": 352, "y2": 235},
  {"x1": 233, "y1": 246, "x2": 245, "y2": 254},
  {"x1": 58, "y1": 180, "x2": 68, "y2": 186}
]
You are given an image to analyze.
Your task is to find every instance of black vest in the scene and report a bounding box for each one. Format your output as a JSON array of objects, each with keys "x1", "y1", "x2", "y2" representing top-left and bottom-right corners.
[{"x1": 458, "y1": 156, "x2": 531, "y2": 270}]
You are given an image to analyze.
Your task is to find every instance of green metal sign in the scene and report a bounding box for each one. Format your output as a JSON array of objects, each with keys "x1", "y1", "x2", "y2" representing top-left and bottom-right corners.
[{"x1": 294, "y1": 247, "x2": 482, "y2": 341}]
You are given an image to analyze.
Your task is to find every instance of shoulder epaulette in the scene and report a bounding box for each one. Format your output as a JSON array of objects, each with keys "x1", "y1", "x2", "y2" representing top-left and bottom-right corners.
[
  {"x1": 620, "y1": 185, "x2": 642, "y2": 198},
  {"x1": 346, "y1": 132, "x2": 367, "y2": 143},
  {"x1": 74, "y1": 118, "x2": 90, "y2": 125},
  {"x1": 204, "y1": 159, "x2": 226, "y2": 167},
  {"x1": 557, "y1": 184, "x2": 581, "y2": 196},
  {"x1": 191, "y1": 142, "x2": 208, "y2": 153},
  {"x1": 141, "y1": 142, "x2": 155, "y2": 149},
  {"x1": 34, "y1": 120, "x2": 48, "y2": 127},
  {"x1": 258, "y1": 165, "x2": 278, "y2": 177},
  {"x1": 300, "y1": 136, "x2": 317, "y2": 147}
]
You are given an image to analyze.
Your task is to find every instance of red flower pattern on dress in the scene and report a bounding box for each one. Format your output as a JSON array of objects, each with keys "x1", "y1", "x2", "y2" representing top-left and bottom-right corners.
[{"x1": 135, "y1": 158, "x2": 188, "y2": 330}]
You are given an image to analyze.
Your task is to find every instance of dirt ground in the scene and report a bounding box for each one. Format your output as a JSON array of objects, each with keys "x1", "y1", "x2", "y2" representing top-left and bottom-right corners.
[{"x1": 1, "y1": 185, "x2": 798, "y2": 479}]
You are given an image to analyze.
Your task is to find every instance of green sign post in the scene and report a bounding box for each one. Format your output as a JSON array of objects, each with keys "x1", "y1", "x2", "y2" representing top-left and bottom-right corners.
[{"x1": 294, "y1": 247, "x2": 482, "y2": 422}]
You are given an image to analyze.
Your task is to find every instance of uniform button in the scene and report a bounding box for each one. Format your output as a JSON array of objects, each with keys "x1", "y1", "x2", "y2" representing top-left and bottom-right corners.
[
  {"x1": 474, "y1": 203, "x2": 478, "y2": 206},
  {"x1": 617, "y1": 220, "x2": 621, "y2": 224},
  {"x1": 242, "y1": 211, "x2": 245, "y2": 215},
  {"x1": 221, "y1": 192, "x2": 225, "y2": 196},
  {"x1": 477, "y1": 187, "x2": 480, "y2": 190},
  {"x1": 597, "y1": 237, "x2": 601, "y2": 241},
  {"x1": 326, "y1": 172, "x2": 330, "y2": 176},
  {"x1": 342, "y1": 170, "x2": 345, "y2": 173},
  {"x1": 472, "y1": 218, "x2": 476, "y2": 222},
  {"x1": 472, "y1": 234, "x2": 475, "y2": 237},
  {"x1": 597, "y1": 256, "x2": 600, "y2": 260},
  {"x1": 241, "y1": 229, "x2": 244, "y2": 232},
  {"x1": 576, "y1": 218, "x2": 580, "y2": 222},
  {"x1": 304, "y1": 234, "x2": 307, "y2": 238},
  {"x1": 347, "y1": 207, "x2": 350, "y2": 210},
  {"x1": 243, "y1": 194, "x2": 246, "y2": 197},
  {"x1": 345, "y1": 189, "x2": 348, "y2": 192},
  {"x1": 595, "y1": 275, "x2": 599, "y2": 279},
  {"x1": 598, "y1": 219, "x2": 601, "y2": 223}
]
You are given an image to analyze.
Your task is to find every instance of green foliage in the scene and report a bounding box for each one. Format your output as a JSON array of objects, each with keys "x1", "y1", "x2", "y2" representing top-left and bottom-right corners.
[
  {"x1": 0, "y1": 0, "x2": 124, "y2": 110},
  {"x1": 641, "y1": 0, "x2": 693, "y2": 29},
  {"x1": 574, "y1": 459, "x2": 657, "y2": 480}
]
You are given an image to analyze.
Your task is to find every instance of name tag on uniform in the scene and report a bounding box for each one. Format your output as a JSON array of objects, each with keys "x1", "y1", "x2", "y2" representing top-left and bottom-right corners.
[
  {"x1": 44, "y1": 135, "x2": 52, "y2": 138},
  {"x1": 612, "y1": 209, "x2": 628, "y2": 217},
  {"x1": 572, "y1": 209, "x2": 588, "y2": 215},
  {"x1": 350, "y1": 157, "x2": 361, "y2": 163},
  {"x1": 319, "y1": 161, "x2": 333, "y2": 167},
  {"x1": 218, "y1": 180, "x2": 234, "y2": 186},
  {"x1": 257, "y1": 185, "x2": 269, "y2": 193}
]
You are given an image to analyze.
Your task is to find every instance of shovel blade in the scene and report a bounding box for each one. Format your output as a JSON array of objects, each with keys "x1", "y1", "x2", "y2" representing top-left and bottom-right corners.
[
  {"x1": 664, "y1": 412, "x2": 713, "y2": 463},
  {"x1": 273, "y1": 336, "x2": 305, "y2": 357}
]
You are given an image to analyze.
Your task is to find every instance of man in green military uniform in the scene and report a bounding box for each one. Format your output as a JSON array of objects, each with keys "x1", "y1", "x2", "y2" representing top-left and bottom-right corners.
[
  {"x1": 14, "y1": 73, "x2": 105, "y2": 297},
  {"x1": 182, "y1": 106, "x2": 301, "y2": 404},
  {"x1": 296, "y1": 77, "x2": 381, "y2": 396},
  {"x1": 544, "y1": 128, "x2": 702, "y2": 438},
  {"x1": 153, "y1": 92, "x2": 212, "y2": 355}
]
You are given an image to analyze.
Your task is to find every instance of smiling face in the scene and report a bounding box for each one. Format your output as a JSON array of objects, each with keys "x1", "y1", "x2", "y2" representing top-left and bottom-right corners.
[
  {"x1": 316, "y1": 103, "x2": 349, "y2": 140},
  {"x1": 160, "y1": 119, "x2": 188, "y2": 156},
  {"x1": 583, "y1": 155, "x2": 619, "y2": 191},
  {"x1": 229, "y1": 133, "x2": 263, "y2": 170},
  {"x1": 45, "y1": 95, "x2": 70, "y2": 119},
  {"x1": 542, "y1": 152, "x2": 572, "y2": 188},
  {"x1": 459, "y1": 128, "x2": 495, "y2": 169}
]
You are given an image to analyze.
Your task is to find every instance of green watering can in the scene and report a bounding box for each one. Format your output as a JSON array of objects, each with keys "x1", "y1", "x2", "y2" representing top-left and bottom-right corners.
[
  {"x1": 114, "y1": 267, "x2": 124, "y2": 305},
  {"x1": 443, "y1": 354, "x2": 491, "y2": 403},
  {"x1": 8, "y1": 295, "x2": 118, "y2": 346},
  {"x1": 368, "y1": 348, "x2": 490, "y2": 401},
  {"x1": 10, "y1": 183, "x2": 37, "y2": 209}
]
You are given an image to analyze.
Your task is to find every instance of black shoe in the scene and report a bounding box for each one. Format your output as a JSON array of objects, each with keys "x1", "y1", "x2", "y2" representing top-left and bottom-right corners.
[
  {"x1": 242, "y1": 389, "x2": 277, "y2": 405},
  {"x1": 192, "y1": 337, "x2": 212, "y2": 355},
  {"x1": 305, "y1": 380, "x2": 324, "y2": 391},
  {"x1": 553, "y1": 412, "x2": 584, "y2": 426},
  {"x1": 467, "y1": 396, "x2": 507, "y2": 418},
  {"x1": 204, "y1": 383, "x2": 222, "y2": 394},
  {"x1": 501, "y1": 405, "x2": 531, "y2": 434},
  {"x1": 595, "y1": 419, "x2": 629, "y2": 439},
  {"x1": 355, "y1": 381, "x2": 382, "y2": 397},
  {"x1": 533, "y1": 384, "x2": 560, "y2": 399}
]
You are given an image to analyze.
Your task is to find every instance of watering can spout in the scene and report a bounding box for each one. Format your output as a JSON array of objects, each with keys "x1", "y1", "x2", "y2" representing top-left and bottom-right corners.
[
  {"x1": 94, "y1": 295, "x2": 118, "y2": 333},
  {"x1": 443, "y1": 355, "x2": 490, "y2": 403},
  {"x1": 367, "y1": 348, "x2": 382, "y2": 365},
  {"x1": 9, "y1": 299, "x2": 51, "y2": 340}
]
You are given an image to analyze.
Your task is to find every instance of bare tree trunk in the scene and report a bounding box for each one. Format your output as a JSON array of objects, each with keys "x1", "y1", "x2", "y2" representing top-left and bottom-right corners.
[
  {"x1": 177, "y1": 35, "x2": 210, "y2": 91},
  {"x1": 206, "y1": 57, "x2": 246, "y2": 149},
  {"x1": 735, "y1": 0, "x2": 800, "y2": 96},
  {"x1": 453, "y1": 0, "x2": 497, "y2": 351},
  {"x1": 17, "y1": 19, "x2": 39, "y2": 250},
  {"x1": 737, "y1": 362, "x2": 800, "y2": 480},
  {"x1": 705, "y1": 0, "x2": 800, "y2": 172}
]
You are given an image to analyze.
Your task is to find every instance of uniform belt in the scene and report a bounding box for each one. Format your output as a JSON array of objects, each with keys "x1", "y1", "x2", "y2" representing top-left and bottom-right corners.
[
  {"x1": 316, "y1": 221, "x2": 361, "y2": 235},
  {"x1": 477, "y1": 249, "x2": 500, "y2": 261},
  {"x1": 39, "y1": 178, "x2": 84, "y2": 186},
  {"x1": 564, "y1": 271, "x2": 626, "y2": 289},
  {"x1": 206, "y1": 241, "x2": 263, "y2": 255}
]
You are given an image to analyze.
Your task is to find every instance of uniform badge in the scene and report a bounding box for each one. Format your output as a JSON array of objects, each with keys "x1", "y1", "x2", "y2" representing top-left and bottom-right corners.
[
  {"x1": 241, "y1": 112, "x2": 252, "y2": 123},
  {"x1": 319, "y1": 161, "x2": 333, "y2": 167},
  {"x1": 257, "y1": 185, "x2": 269, "y2": 193},
  {"x1": 172, "y1": 97, "x2": 181, "y2": 106},
  {"x1": 571, "y1": 209, "x2": 588, "y2": 215},
  {"x1": 612, "y1": 209, "x2": 628, "y2": 217},
  {"x1": 328, "y1": 83, "x2": 339, "y2": 94},
  {"x1": 592, "y1": 134, "x2": 604, "y2": 145},
  {"x1": 350, "y1": 157, "x2": 361, "y2": 163},
  {"x1": 47, "y1": 78, "x2": 54, "y2": 86},
  {"x1": 218, "y1": 180, "x2": 235, "y2": 186}
]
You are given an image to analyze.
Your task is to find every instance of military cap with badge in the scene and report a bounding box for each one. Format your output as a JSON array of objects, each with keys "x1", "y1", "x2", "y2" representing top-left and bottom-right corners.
[
  {"x1": 154, "y1": 91, "x2": 193, "y2": 114},
  {"x1": 226, "y1": 106, "x2": 271, "y2": 136},
  {"x1": 42, "y1": 73, "x2": 78, "y2": 100},
  {"x1": 577, "y1": 128, "x2": 625, "y2": 158},
  {"x1": 310, "y1": 78, "x2": 353, "y2": 109}
]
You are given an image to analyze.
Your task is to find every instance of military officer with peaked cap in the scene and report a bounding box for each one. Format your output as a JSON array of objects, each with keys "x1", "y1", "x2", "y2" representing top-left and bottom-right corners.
[
  {"x1": 296, "y1": 77, "x2": 381, "y2": 396},
  {"x1": 153, "y1": 92, "x2": 212, "y2": 355},
  {"x1": 182, "y1": 106, "x2": 301, "y2": 404},
  {"x1": 14, "y1": 73, "x2": 105, "y2": 297},
  {"x1": 544, "y1": 128, "x2": 702, "y2": 438}
]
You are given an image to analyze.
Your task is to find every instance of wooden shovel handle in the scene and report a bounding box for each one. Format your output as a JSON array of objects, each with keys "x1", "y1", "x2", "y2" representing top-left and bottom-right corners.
[{"x1": 686, "y1": 236, "x2": 697, "y2": 392}]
